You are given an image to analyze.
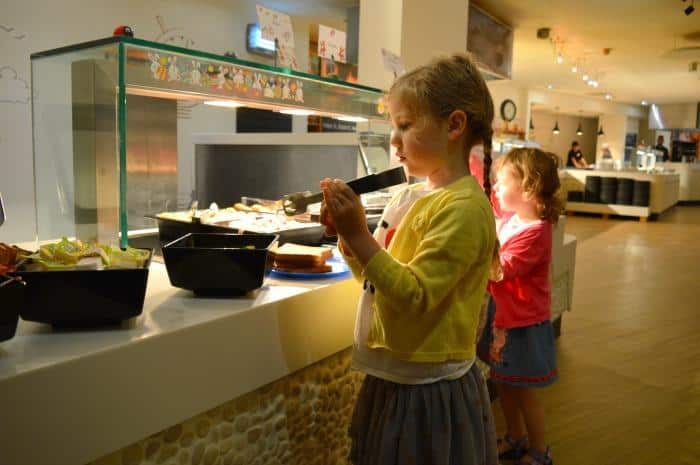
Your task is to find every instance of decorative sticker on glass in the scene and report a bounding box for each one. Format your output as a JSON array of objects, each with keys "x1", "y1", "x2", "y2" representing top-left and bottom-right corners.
[{"x1": 146, "y1": 52, "x2": 305, "y2": 103}]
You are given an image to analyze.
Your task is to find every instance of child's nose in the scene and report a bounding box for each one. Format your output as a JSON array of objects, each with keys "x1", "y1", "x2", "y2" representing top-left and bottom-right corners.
[{"x1": 390, "y1": 130, "x2": 401, "y2": 148}]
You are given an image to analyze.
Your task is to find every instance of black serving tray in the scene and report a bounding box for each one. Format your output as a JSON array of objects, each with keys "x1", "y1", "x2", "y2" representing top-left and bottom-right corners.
[
  {"x1": 15, "y1": 249, "x2": 152, "y2": 327},
  {"x1": 0, "y1": 277, "x2": 24, "y2": 341},
  {"x1": 155, "y1": 215, "x2": 324, "y2": 246},
  {"x1": 162, "y1": 233, "x2": 277, "y2": 296}
]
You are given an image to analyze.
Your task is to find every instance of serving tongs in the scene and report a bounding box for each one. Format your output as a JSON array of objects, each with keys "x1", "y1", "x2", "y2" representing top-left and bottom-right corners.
[{"x1": 282, "y1": 167, "x2": 407, "y2": 216}]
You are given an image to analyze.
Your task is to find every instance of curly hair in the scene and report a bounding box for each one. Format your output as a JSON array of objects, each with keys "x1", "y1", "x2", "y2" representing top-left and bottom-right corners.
[{"x1": 501, "y1": 148, "x2": 564, "y2": 223}]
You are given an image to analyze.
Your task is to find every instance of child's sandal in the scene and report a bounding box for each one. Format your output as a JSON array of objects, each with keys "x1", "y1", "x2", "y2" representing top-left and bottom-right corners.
[
  {"x1": 497, "y1": 434, "x2": 528, "y2": 460},
  {"x1": 515, "y1": 447, "x2": 553, "y2": 465}
]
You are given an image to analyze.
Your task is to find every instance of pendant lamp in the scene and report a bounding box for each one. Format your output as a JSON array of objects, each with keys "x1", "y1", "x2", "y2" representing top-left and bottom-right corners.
[
  {"x1": 576, "y1": 111, "x2": 583, "y2": 136},
  {"x1": 529, "y1": 118, "x2": 535, "y2": 130},
  {"x1": 552, "y1": 107, "x2": 560, "y2": 134},
  {"x1": 597, "y1": 126, "x2": 604, "y2": 136},
  {"x1": 552, "y1": 121, "x2": 560, "y2": 135}
]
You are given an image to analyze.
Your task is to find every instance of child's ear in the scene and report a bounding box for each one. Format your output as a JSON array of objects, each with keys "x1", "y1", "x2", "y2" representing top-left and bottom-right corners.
[{"x1": 447, "y1": 110, "x2": 467, "y2": 141}]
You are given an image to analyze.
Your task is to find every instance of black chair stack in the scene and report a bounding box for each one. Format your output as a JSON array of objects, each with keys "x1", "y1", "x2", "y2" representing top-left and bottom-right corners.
[
  {"x1": 633, "y1": 180, "x2": 651, "y2": 207},
  {"x1": 584, "y1": 176, "x2": 602, "y2": 203},
  {"x1": 616, "y1": 178, "x2": 634, "y2": 205},
  {"x1": 600, "y1": 177, "x2": 618, "y2": 205},
  {"x1": 567, "y1": 191, "x2": 584, "y2": 202}
]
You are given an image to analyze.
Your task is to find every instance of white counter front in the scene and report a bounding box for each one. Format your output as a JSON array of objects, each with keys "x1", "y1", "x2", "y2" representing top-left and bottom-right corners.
[
  {"x1": 659, "y1": 162, "x2": 700, "y2": 201},
  {"x1": 0, "y1": 263, "x2": 361, "y2": 465}
]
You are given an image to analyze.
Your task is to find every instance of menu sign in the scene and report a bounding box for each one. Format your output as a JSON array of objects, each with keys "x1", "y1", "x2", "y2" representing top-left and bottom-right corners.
[
  {"x1": 318, "y1": 25, "x2": 347, "y2": 63},
  {"x1": 256, "y1": 5, "x2": 295, "y2": 47},
  {"x1": 380, "y1": 48, "x2": 405, "y2": 77},
  {"x1": 256, "y1": 5, "x2": 298, "y2": 70}
]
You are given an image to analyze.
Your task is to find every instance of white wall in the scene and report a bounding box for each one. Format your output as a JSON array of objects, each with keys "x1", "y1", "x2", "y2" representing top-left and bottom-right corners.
[
  {"x1": 596, "y1": 114, "x2": 627, "y2": 162},
  {"x1": 358, "y1": 0, "x2": 403, "y2": 90},
  {"x1": 0, "y1": 0, "x2": 349, "y2": 242},
  {"x1": 530, "y1": 111, "x2": 598, "y2": 165},
  {"x1": 487, "y1": 80, "x2": 530, "y2": 139}
]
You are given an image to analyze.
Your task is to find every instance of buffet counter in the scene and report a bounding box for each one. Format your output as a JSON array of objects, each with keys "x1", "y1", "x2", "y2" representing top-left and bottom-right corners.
[
  {"x1": 561, "y1": 169, "x2": 680, "y2": 220},
  {"x1": 1, "y1": 230, "x2": 577, "y2": 465},
  {"x1": 0, "y1": 263, "x2": 362, "y2": 465}
]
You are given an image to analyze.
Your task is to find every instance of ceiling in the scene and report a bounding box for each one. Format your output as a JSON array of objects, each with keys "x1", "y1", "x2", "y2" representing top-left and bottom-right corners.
[{"x1": 473, "y1": 0, "x2": 700, "y2": 105}]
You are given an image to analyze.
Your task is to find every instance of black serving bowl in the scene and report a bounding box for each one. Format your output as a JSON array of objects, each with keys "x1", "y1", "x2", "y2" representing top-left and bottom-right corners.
[
  {"x1": 162, "y1": 233, "x2": 278, "y2": 296},
  {"x1": 154, "y1": 216, "x2": 233, "y2": 247},
  {"x1": 15, "y1": 249, "x2": 152, "y2": 327},
  {"x1": 0, "y1": 277, "x2": 25, "y2": 341}
]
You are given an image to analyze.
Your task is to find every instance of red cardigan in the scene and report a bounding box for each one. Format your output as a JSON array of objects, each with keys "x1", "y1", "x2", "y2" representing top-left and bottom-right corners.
[{"x1": 488, "y1": 217, "x2": 552, "y2": 329}]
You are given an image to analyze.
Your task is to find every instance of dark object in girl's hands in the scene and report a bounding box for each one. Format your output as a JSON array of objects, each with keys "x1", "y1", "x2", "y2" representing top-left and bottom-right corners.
[{"x1": 283, "y1": 167, "x2": 407, "y2": 216}]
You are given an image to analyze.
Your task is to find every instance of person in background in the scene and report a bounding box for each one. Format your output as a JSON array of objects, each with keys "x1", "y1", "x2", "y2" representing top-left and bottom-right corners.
[
  {"x1": 478, "y1": 148, "x2": 562, "y2": 465},
  {"x1": 321, "y1": 53, "x2": 499, "y2": 465},
  {"x1": 655, "y1": 135, "x2": 670, "y2": 162},
  {"x1": 566, "y1": 141, "x2": 586, "y2": 168}
]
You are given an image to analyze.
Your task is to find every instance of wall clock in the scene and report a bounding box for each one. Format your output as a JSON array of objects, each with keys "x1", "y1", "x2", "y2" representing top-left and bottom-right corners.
[{"x1": 500, "y1": 99, "x2": 517, "y2": 122}]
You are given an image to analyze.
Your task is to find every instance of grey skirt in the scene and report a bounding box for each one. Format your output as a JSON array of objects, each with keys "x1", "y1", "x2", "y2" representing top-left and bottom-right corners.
[{"x1": 348, "y1": 363, "x2": 498, "y2": 465}]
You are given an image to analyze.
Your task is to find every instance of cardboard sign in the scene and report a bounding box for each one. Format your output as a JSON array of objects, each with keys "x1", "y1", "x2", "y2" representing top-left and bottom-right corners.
[
  {"x1": 256, "y1": 5, "x2": 295, "y2": 47},
  {"x1": 380, "y1": 48, "x2": 405, "y2": 77},
  {"x1": 277, "y1": 44, "x2": 299, "y2": 70},
  {"x1": 318, "y1": 24, "x2": 347, "y2": 63}
]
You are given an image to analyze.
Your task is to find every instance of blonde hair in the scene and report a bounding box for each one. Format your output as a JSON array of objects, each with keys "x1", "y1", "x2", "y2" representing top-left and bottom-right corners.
[
  {"x1": 501, "y1": 148, "x2": 564, "y2": 223},
  {"x1": 388, "y1": 53, "x2": 495, "y2": 198}
]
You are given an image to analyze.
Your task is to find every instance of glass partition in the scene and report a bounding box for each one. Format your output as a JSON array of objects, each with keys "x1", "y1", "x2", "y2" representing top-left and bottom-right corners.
[{"x1": 31, "y1": 37, "x2": 386, "y2": 248}]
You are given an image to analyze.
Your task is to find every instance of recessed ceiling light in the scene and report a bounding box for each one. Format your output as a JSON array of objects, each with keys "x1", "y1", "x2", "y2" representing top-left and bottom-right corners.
[
  {"x1": 641, "y1": 100, "x2": 649, "y2": 106},
  {"x1": 582, "y1": 74, "x2": 589, "y2": 81},
  {"x1": 204, "y1": 100, "x2": 242, "y2": 108},
  {"x1": 605, "y1": 93, "x2": 613, "y2": 100},
  {"x1": 547, "y1": 84, "x2": 554, "y2": 89},
  {"x1": 571, "y1": 65, "x2": 578, "y2": 73}
]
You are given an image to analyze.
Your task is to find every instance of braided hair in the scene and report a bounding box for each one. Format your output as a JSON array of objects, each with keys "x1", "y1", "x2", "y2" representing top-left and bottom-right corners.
[{"x1": 388, "y1": 53, "x2": 495, "y2": 200}]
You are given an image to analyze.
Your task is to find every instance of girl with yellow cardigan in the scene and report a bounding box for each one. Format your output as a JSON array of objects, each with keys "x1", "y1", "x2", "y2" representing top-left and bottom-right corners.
[{"x1": 321, "y1": 53, "x2": 499, "y2": 465}]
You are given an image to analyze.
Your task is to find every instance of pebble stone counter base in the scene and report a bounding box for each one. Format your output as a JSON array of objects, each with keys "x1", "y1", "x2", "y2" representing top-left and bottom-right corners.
[{"x1": 90, "y1": 348, "x2": 364, "y2": 465}]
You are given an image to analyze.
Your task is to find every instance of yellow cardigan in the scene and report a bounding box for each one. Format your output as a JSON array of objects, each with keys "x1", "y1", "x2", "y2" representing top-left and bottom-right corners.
[{"x1": 343, "y1": 175, "x2": 496, "y2": 362}]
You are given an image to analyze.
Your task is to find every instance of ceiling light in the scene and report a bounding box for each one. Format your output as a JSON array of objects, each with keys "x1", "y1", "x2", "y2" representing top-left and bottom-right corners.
[
  {"x1": 335, "y1": 115, "x2": 368, "y2": 122},
  {"x1": 552, "y1": 121, "x2": 560, "y2": 135},
  {"x1": 529, "y1": 118, "x2": 535, "y2": 130},
  {"x1": 556, "y1": 54, "x2": 564, "y2": 64},
  {"x1": 571, "y1": 65, "x2": 578, "y2": 73},
  {"x1": 605, "y1": 93, "x2": 613, "y2": 100},
  {"x1": 279, "y1": 109, "x2": 315, "y2": 116},
  {"x1": 576, "y1": 111, "x2": 583, "y2": 135},
  {"x1": 547, "y1": 84, "x2": 554, "y2": 89},
  {"x1": 597, "y1": 126, "x2": 605, "y2": 136},
  {"x1": 582, "y1": 74, "x2": 589, "y2": 81},
  {"x1": 591, "y1": 80, "x2": 599, "y2": 88},
  {"x1": 204, "y1": 100, "x2": 242, "y2": 108},
  {"x1": 685, "y1": 4, "x2": 695, "y2": 15},
  {"x1": 641, "y1": 100, "x2": 649, "y2": 106}
]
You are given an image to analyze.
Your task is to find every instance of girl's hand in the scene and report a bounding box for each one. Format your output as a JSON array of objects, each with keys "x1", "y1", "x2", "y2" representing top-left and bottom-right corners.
[{"x1": 321, "y1": 178, "x2": 367, "y2": 240}]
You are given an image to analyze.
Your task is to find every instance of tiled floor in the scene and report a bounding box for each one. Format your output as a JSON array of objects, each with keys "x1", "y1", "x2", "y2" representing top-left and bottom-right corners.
[{"x1": 491, "y1": 206, "x2": 700, "y2": 465}]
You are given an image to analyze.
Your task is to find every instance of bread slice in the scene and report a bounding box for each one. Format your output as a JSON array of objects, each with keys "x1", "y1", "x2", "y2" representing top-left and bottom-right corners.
[
  {"x1": 270, "y1": 243, "x2": 333, "y2": 272},
  {"x1": 270, "y1": 243, "x2": 332, "y2": 263}
]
